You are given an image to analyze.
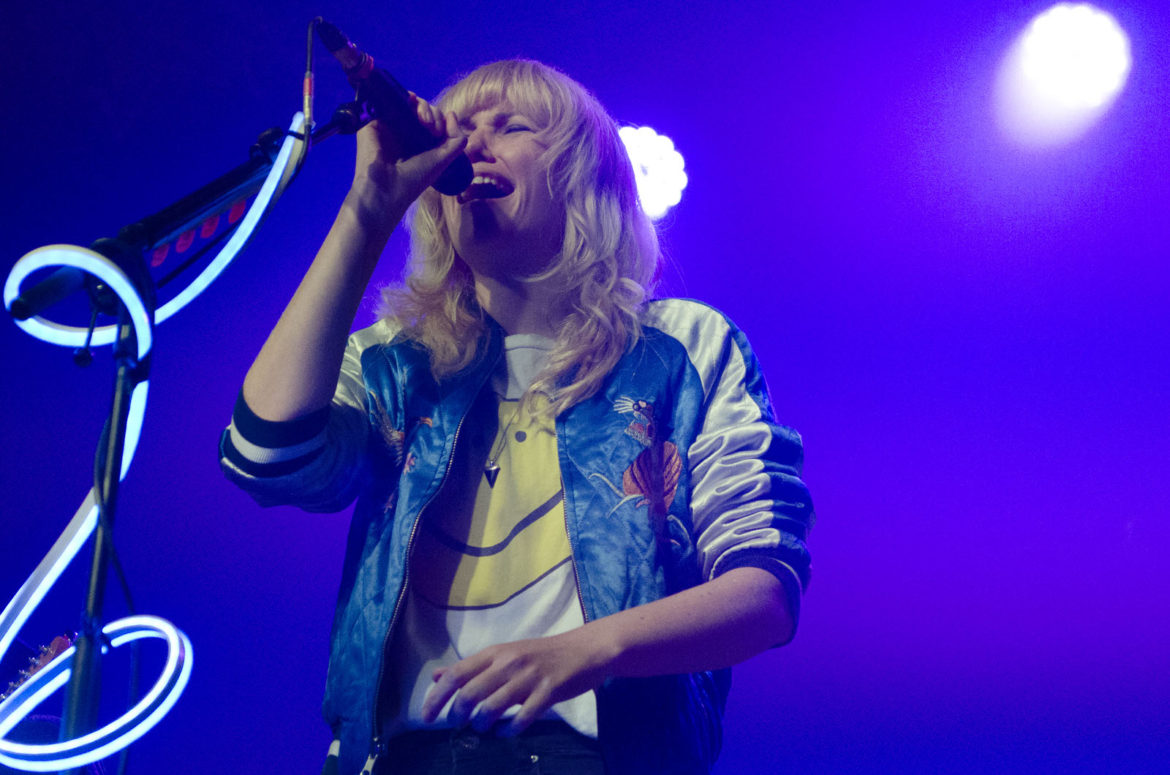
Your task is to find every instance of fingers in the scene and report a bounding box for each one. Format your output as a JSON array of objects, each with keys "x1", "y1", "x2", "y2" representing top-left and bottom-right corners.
[
  {"x1": 432, "y1": 108, "x2": 468, "y2": 159},
  {"x1": 421, "y1": 658, "x2": 487, "y2": 724},
  {"x1": 395, "y1": 110, "x2": 467, "y2": 192},
  {"x1": 459, "y1": 658, "x2": 554, "y2": 733},
  {"x1": 350, "y1": 107, "x2": 466, "y2": 211},
  {"x1": 420, "y1": 649, "x2": 554, "y2": 734},
  {"x1": 495, "y1": 687, "x2": 554, "y2": 737},
  {"x1": 421, "y1": 656, "x2": 505, "y2": 727},
  {"x1": 453, "y1": 675, "x2": 518, "y2": 732},
  {"x1": 420, "y1": 635, "x2": 603, "y2": 737},
  {"x1": 356, "y1": 94, "x2": 461, "y2": 175},
  {"x1": 438, "y1": 668, "x2": 552, "y2": 735},
  {"x1": 420, "y1": 665, "x2": 461, "y2": 723},
  {"x1": 410, "y1": 92, "x2": 448, "y2": 139}
]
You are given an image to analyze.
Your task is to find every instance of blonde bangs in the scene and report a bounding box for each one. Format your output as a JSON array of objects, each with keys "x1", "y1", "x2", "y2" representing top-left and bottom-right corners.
[{"x1": 437, "y1": 61, "x2": 567, "y2": 137}]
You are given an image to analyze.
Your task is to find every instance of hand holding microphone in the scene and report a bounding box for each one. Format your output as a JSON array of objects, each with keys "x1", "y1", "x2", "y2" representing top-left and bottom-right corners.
[
  {"x1": 347, "y1": 96, "x2": 466, "y2": 228},
  {"x1": 316, "y1": 19, "x2": 472, "y2": 196}
]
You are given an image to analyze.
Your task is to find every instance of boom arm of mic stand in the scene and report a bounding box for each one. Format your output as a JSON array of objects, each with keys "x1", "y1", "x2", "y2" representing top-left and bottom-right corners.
[{"x1": 6, "y1": 113, "x2": 309, "y2": 343}]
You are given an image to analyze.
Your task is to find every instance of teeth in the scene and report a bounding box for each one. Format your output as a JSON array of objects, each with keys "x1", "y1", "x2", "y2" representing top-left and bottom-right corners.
[{"x1": 458, "y1": 174, "x2": 513, "y2": 203}]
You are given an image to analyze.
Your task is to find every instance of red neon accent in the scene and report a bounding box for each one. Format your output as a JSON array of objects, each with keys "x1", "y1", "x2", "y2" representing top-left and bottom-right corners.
[
  {"x1": 228, "y1": 199, "x2": 247, "y2": 224},
  {"x1": 176, "y1": 230, "x2": 195, "y2": 253},
  {"x1": 151, "y1": 244, "x2": 169, "y2": 267},
  {"x1": 200, "y1": 214, "x2": 220, "y2": 238}
]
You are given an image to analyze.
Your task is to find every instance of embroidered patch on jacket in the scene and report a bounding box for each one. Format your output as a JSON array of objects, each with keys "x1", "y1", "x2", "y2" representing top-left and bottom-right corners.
[
  {"x1": 367, "y1": 390, "x2": 431, "y2": 467},
  {"x1": 592, "y1": 397, "x2": 687, "y2": 557},
  {"x1": 613, "y1": 396, "x2": 657, "y2": 446},
  {"x1": 623, "y1": 442, "x2": 682, "y2": 514}
]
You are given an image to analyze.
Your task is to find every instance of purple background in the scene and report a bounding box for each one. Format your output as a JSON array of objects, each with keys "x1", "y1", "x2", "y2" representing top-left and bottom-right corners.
[{"x1": 2, "y1": 1, "x2": 1168, "y2": 772}]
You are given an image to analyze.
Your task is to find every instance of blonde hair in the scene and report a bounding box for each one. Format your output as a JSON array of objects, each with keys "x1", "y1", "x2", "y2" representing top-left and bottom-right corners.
[{"x1": 381, "y1": 60, "x2": 660, "y2": 416}]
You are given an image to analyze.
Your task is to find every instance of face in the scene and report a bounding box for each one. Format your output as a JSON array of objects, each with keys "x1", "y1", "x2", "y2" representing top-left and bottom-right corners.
[{"x1": 440, "y1": 99, "x2": 565, "y2": 280}]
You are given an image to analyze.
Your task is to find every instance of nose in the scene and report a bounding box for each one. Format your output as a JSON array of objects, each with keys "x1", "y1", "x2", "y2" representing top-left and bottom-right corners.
[{"x1": 464, "y1": 125, "x2": 495, "y2": 162}]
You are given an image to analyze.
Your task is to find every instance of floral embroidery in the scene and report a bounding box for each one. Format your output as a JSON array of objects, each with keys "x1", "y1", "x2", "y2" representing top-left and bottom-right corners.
[
  {"x1": 623, "y1": 442, "x2": 681, "y2": 514},
  {"x1": 590, "y1": 436, "x2": 684, "y2": 558},
  {"x1": 591, "y1": 398, "x2": 690, "y2": 558}
]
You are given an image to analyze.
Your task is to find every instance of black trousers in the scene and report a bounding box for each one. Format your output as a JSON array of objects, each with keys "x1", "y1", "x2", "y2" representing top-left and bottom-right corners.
[{"x1": 376, "y1": 721, "x2": 607, "y2": 775}]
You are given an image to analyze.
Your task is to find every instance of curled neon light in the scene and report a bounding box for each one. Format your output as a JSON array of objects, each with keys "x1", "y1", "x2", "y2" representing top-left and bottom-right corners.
[
  {"x1": 0, "y1": 617, "x2": 193, "y2": 772},
  {"x1": 0, "y1": 114, "x2": 306, "y2": 771}
]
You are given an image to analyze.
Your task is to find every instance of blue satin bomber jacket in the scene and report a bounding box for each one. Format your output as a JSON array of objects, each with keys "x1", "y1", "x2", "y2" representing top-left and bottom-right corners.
[{"x1": 219, "y1": 298, "x2": 814, "y2": 775}]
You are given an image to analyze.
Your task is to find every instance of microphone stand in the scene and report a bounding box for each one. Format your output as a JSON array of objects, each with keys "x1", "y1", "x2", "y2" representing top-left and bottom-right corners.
[
  {"x1": 5, "y1": 107, "x2": 366, "y2": 773},
  {"x1": 53, "y1": 233, "x2": 153, "y2": 775},
  {"x1": 23, "y1": 113, "x2": 361, "y2": 773},
  {"x1": 4, "y1": 19, "x2": 403, "y2": 772},
  {"x1": 114, "y1": 108, "x2": 363, "y2": 254},
  {"x1": 60, "y1": 296, "x2": 140, "y2": 775}
]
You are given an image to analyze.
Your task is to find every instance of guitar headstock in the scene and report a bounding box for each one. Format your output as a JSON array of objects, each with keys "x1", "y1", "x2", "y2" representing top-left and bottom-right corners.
[{"x1": 1, "y1": 633, "x2": 76, "y2": 701}]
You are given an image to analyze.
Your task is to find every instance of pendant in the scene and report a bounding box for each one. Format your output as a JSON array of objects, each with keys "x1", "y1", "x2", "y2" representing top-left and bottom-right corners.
[{"x1": 484, "y1": 462, "x2": 500, "y2": 488}]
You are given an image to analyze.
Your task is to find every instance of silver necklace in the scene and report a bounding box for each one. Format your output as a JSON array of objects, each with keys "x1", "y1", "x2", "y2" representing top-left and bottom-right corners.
[{"x1": 484, "y1": 403, "x2": 525, "y2": 487}]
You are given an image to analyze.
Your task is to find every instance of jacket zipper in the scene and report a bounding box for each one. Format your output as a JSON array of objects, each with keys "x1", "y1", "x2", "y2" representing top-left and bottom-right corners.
[
  {"x1": 366, "y1": 352, "x2": 499, "y2": 768},
  {"x1": 556, "y1": 419, "x2": 591, "y2": 626}
]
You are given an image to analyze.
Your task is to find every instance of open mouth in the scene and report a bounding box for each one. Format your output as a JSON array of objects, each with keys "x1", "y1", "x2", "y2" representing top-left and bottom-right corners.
[{"x1": 457, "y1": 174, "x2": 514, "y2": 204}]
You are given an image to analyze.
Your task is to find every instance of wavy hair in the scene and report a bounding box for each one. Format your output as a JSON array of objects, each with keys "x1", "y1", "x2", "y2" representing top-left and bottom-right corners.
[{"x1": 381, "y1": 60, "x2": 660, "y2": 416}]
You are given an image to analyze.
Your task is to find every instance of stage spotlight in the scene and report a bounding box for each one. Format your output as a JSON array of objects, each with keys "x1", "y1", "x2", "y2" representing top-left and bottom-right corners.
[
  {"x1": 995, "y1": 3, "x2": 1131, "y2": 147},
  {"x1": 619, "y1": 125, "x2": 688, "y2": 220}
]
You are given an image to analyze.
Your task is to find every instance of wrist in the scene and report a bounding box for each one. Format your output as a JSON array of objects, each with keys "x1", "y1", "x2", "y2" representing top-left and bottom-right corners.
[
  {"x1": 574, "y1": 617, "x2": 624, "y2": 682},
  {"x1": 341, "y1": 180, "x2": 409, "y2": 236}
]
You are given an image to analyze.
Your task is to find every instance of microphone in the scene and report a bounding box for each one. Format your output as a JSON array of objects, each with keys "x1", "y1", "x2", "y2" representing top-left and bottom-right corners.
[
  {"x1": 315, "y1": 19, "x2": 472, "y2": 196},
  {"x1": 9, "y1": 267, "x2": 85, "y2": 321}
]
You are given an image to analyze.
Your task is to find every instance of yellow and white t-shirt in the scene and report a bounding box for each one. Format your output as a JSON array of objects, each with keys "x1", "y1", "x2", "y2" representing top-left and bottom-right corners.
[{"x1": 387, "y1": 334, "x2": 596, "y2": 738}]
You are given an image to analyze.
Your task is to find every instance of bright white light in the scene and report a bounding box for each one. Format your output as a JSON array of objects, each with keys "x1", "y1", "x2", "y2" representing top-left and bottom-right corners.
[
  {"x1": 121, "y1": 382, "x2": 148, "y2": 479},
  {"x1": 1021, "y1": 4, "x2": 1130, "y2": 108},
  {"x1": 0, "y1": 487, "x2": 192, "y2": 772},
  {"x1": 619, "y1": 125, "x2": 688, "y2": 220},
  {"x1": 996, "y1": 3, "x2": 1131, "y2": 147}
]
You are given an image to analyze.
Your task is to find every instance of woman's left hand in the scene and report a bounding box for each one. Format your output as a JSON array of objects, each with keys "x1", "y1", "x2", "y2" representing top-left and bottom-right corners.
[{"x1": 420, "y1": 628, "x2": 615, "y2": 735}]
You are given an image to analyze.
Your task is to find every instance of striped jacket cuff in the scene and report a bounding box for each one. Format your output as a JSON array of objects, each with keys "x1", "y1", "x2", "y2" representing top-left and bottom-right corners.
[{"x1": 221, "y1": 391, "x2": 330, "y2": 477}]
